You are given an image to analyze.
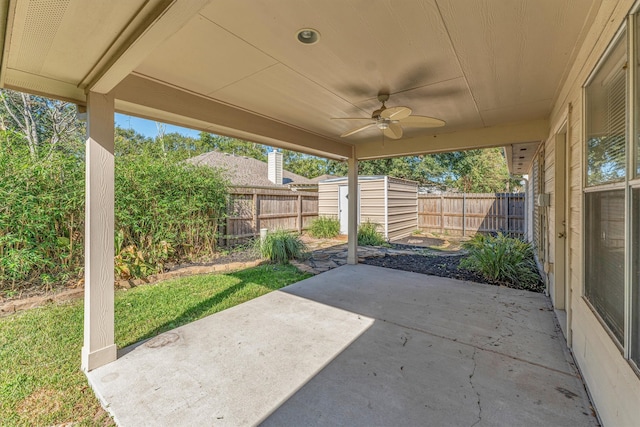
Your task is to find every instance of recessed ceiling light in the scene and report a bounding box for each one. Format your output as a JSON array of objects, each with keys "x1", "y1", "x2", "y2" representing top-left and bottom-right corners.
[{"x1": 296, "y1": 28, "x2": 320, "y2": 44}]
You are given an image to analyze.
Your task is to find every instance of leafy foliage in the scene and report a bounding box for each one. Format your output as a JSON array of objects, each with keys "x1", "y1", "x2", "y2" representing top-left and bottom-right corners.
[
  {"x1": 0, "y1": 120, "x2": 230, "y2": 290},
  {"x1": 0, "y1": 132, "x2": 84, "y2": 289},
  {"x1": 460, "y1": 233, "x2": 543, "y2": 291},
  {"x1": 257, "y1": 230, "x2": 307, "y2": 264},
  {"x1": 115, "y1": 155, "x2": 229, "y2": 268},
  {"x1": 309, "y1": 216, "x2": 341, "y2": 238},
  {"x1": 357, "y1": 220, "x2": 386, "y2": 246}
]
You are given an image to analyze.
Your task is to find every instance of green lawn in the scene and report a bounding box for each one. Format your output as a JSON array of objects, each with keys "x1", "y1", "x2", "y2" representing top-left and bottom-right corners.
[{"x1": 0, "y1": 264, "x2": 310, "y2": 426}]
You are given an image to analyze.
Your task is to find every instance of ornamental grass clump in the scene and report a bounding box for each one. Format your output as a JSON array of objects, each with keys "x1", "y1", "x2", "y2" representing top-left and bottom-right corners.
[
  {"x1": 357, "y1": 220, "x2": 386, "y2": 246},
  {"x1": 258, "y1": 230, "x2": 307, "y2": 264},
  {"x1": 460, "y1": 232, "x2": 543, "y2": 292},
  {"x1": 309, "y1": 216, "x2": 341, "y2": 238}
]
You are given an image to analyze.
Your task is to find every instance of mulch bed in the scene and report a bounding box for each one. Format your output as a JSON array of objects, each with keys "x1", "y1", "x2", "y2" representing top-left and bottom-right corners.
[{"x1": 362, "y1": 253, "x2": 544, "y2": 293}]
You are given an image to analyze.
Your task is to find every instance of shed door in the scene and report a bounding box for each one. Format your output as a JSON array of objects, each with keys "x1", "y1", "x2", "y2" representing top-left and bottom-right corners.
[
  {"x1": 339, "y1": 185, "x2": 349, "y2": 234},
  {"x1": 338, "y1": 185, "x2": 360, "y2": 234}
]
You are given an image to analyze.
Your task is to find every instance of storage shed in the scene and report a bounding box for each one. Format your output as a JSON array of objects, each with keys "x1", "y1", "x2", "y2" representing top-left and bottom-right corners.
[{"x1": 318, "y1": 176, "x2": 418, "y2": 240}]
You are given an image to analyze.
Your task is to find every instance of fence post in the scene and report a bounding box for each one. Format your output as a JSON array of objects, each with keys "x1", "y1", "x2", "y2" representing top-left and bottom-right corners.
[
  {"x1": 252, "y1": 191, "x2": 258, "y2": 236},
  {"x1": 440, "y1": 195, "x2": 445, "y2": 233},
  {"x1": 297, "y1": 193, "x2": 302, "y2": 233},
  {"x1": 506, "y1": 193, "x2": 511, "y2": 235},
  {"x1": 462, "y1": 194, "x2": 466, "y2": 236}
]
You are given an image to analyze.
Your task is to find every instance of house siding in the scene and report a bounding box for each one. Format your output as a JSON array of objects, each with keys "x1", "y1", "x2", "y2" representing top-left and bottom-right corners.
[{"x1": 533, "y1": 0, "x2": 640, "y2": 424}]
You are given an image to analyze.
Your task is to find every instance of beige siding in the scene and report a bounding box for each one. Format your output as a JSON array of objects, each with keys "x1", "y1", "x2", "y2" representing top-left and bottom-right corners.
[
  {"x1": 317, "y1": 177, "x2": 418, "y2": 239},
  {"x1": 387, "y1": 179, "x2": 418, "y2": 240},
  {"x1": 318, "y1": 181, "x2": 339, "y2": 218},
  {"x1": 359, "y1": 178, "x2": 386, "y2": 232},
  {"x1": 542, "y1": 1, "x2": 640, "y2": 425}
]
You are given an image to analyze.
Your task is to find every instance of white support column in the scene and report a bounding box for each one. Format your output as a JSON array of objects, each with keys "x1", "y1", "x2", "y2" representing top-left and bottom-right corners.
[
  {"x1": 347, "y1": 154, "x2": 358, "y2": 265},
  {"x1": 81, "y1": 91, "x2": 116, "y2": 371}
]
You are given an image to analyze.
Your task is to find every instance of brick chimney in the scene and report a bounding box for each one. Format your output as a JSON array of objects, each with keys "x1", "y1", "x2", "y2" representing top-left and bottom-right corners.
[{"x1": 268, "y1": 150, "x2": 283, "y2": 185}]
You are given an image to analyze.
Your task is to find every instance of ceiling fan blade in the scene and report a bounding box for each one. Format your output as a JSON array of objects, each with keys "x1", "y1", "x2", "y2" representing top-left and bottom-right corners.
[
  {"x1": 341, "y1": 123, "x2": 376, "y2": 137},
  {"x1": 400, "y1": 115, "x2": 446, "y2": 128},
  {"x1": 380, "y1": 106, "x2": 412, "y2": 120},
  {"x1": 384, "y1": 123, "x2": 403, "y2": 139},
  {"x1": 331, "y1": 117, "x2": 374, "y2": 120}
]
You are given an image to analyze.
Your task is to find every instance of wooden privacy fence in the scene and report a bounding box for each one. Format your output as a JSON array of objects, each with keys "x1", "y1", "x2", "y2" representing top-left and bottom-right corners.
[
  {"x1": 223, "y1": 187, "x2": 318, "y2": 245},
  {"x1": 418, "y1": 193, "x2": 525, "y2": 237}
]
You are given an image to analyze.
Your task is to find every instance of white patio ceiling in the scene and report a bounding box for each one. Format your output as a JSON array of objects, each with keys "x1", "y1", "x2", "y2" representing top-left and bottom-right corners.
[{"x1": 0, "y1": 0, "x2": 600, "y2": 171}]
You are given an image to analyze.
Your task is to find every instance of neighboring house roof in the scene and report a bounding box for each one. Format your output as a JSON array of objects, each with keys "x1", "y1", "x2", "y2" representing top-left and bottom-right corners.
[{"x1": 188, "y1": 151, "x2": 314, "y2": 188}]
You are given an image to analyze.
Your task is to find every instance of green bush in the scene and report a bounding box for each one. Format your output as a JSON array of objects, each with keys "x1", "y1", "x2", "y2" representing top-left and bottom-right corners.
[
  {"x1": 0, "y1": 131, "x2": 230, "y2": 291},
  {"x1": 258, "y1": 230, "x2": 307, "y2": 264},
  {"x1": 309, "y1": 216, "x2": 341, "y2": 238},
  {"x1": 115, "y1": 156, "x2": 228, "y2": 265},
  {"x1": 357, "y1": 220, "x2": 386, "y2": 246},
  {"x1": 460, "y1": 233, "x2": 543, "y2": 291},
  {"x1": 0, "y1": 136, "x2": 84, "y2": 290}
]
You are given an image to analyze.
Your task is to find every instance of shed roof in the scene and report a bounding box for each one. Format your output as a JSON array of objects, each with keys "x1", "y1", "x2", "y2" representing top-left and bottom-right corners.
[
  {"x1": 319, "y1": 175, "x2": 418, "y2": 186},
  {"x1": 188, "y1": 151, "x2": 313, "y2": 188}
]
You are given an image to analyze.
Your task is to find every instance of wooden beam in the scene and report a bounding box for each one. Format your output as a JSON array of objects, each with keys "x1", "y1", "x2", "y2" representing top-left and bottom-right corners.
[
  {"x1": 113, "y1": 74, "x2": 352, "y2": 159},
  {"x1": 84, "y1": 0, "x2": 210, "y2": 94},
  {"x1": 82, "y1": 91, "x2": 116, "y2": 372},
  {"x1": 356, "y1": 119, "x2": 549, "y2": 160}
]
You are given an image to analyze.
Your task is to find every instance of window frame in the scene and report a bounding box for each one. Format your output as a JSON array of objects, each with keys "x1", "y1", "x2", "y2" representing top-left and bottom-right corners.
[{"x1": 582, "y1": 21, "x2": 629, "y2": 353}]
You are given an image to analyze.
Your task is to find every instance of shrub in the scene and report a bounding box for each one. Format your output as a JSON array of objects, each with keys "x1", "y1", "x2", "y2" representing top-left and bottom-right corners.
[
  {"x1": 115, "y1": 156, "x2": 229, "y2": 263},
  {"x1": 357, "y1": 220, "x2": 386, "y2": 246},
  {"x1": 0, "y1": 136, "x2": 84, "y2": 290},
  {"x1": 0, "y1": 132, "x2": 230, "y2": 291},
  {"x1": 460, "y1": 233, "x2": 543, "y2": 291},
  {"x1": 309, "y1": 216, "x2": 341, "y2": 238},
  {"x1": 258, "y1": 230, "x2": 307, "y2": 264}
]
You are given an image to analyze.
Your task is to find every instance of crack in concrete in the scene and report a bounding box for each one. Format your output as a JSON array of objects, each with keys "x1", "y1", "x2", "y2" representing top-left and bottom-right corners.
[
  {"x1": 381, "y1": 318, "x2": 579, "y2": 379},
  {"x1": 487, "y1": 325, "x2": 514, "y2": 348},
  {"x1": 469, "y1": 347, "x2": 482, "y2": 427}
]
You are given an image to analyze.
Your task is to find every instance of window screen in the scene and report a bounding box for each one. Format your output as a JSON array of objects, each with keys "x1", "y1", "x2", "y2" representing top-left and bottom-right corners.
[
  {"x1": 585, "y1": 190, "x2": 626, "y2": 344},
  {"x1": 586, "y1": 33, "x2": 627, "y2": 186}
]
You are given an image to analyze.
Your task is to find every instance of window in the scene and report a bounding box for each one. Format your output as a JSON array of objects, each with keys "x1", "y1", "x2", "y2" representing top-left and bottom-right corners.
[
  {"x1": 586, "y1": 191, "x2": 625, "y2": 343},
  {"x1": 586, "y1": 34, "x2": 627, "y2": 187},
  {"x1": 584, "y1": 29, "x2": 627, "y2": 348},
  {"x1": 632, "y1": 190, "x2": 640, "y2": 365}
]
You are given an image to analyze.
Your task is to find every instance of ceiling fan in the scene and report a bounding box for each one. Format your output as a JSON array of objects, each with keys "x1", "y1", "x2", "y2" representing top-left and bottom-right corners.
[{"x1": 332, "y1": 94, "x2": 445, "y2": 139}]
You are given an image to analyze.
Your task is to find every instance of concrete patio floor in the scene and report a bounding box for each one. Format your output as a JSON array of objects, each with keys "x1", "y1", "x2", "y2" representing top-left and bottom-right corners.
[{"x1": 87, "y1": 265, "x2": 598, "y2": 426}]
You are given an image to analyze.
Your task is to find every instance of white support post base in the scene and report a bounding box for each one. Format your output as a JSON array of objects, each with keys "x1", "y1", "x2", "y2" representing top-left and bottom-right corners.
[
  {"x1": 347, "y1": 156, "x2": 358, "y2": 265},
  {"x1": 81, "y1": 91, "x2": 116, "y2": 372}
]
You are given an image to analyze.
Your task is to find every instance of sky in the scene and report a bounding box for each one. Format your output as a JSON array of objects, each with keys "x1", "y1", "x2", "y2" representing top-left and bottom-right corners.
[{"x1": 115, "y1": 113, "x2": 201, "y2": 139}]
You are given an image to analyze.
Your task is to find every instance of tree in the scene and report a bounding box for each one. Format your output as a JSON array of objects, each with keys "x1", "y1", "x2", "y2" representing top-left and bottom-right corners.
[
  {"x1": 199, "y1": 133, "x2": 268, "y2": 160},
  {"x1": 435, "y1": 148, "x2": 519, "y2": 193},
  {"x1": 0, "y1": 89, "x2": 83, "y2": 160},
  {"x1": 282, "y1": 150, "x2": 328, "y2": 178}
]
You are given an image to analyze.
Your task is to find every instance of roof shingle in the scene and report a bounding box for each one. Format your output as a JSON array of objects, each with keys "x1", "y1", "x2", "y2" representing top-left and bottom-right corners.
[{"x1": 188, "y1": 151, "x2": 314, "y2": 187}]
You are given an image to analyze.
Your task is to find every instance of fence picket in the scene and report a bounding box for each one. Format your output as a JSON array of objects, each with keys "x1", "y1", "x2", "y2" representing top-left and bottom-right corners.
[{"x1": 418, "y1": 193, "x2": 524, "y2": 237}]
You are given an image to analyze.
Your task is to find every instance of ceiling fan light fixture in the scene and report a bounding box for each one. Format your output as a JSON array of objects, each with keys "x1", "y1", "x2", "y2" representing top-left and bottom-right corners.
[
  {"x1": 296, "y1": 28, "x2": 320, "y2": 44},
  {"x1": 377, "y1": 120, "x2": 390, "y2": 130}
]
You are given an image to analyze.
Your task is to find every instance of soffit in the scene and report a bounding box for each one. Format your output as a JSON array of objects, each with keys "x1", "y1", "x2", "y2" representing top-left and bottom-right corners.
[
  {"x1": 506, "y1": 141, "x2": 541, "y2": 175},
  {"x1": 6, "y1": 0, "x2": 150, "y2": 84},
  {"x1": 0, "y1": 0, "x2": 600, "y2": 161}
]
